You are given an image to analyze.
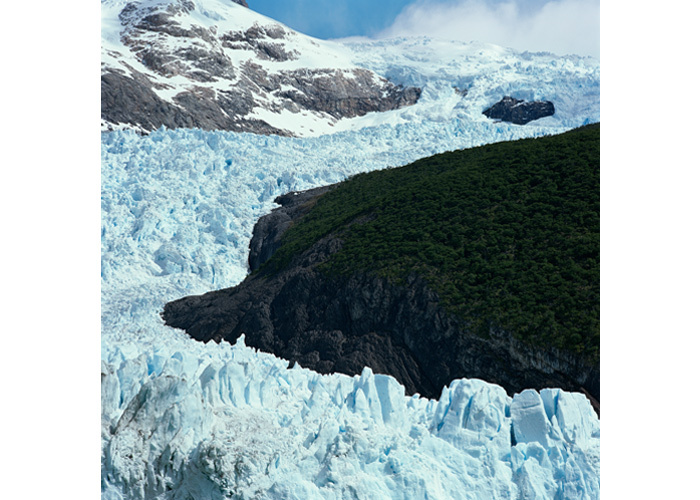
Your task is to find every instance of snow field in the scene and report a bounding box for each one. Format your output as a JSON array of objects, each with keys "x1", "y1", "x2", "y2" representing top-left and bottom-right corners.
[{"x1": 339, "y1": 36, "x2": 600, "y2": 131}]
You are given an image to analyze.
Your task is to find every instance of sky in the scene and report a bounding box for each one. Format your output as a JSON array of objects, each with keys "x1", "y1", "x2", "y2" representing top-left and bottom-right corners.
[{"x1": 250, "y1": 0, "x2": 600, "y2": 58}]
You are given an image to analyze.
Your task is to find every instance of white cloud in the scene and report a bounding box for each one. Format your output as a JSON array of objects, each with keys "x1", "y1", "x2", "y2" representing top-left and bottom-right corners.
[{"x1": 378, "y1": 0, "x2": 600, "y2": 58}]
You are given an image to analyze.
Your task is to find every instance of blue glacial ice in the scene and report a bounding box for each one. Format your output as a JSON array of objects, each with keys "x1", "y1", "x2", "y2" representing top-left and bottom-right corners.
[{"x1": 102, "y1": 336, "x2": 599, "y2": 500}]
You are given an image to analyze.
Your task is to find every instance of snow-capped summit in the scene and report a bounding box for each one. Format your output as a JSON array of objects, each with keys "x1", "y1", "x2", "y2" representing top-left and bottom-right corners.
[{"x1": 101, "y1": 0, "x2": 421, "y2": 136}]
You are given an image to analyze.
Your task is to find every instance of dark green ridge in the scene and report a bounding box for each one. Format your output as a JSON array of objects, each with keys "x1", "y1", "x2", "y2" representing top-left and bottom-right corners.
[{"x1": 260, "y1": 123, "x2": 600, "y2": 362}]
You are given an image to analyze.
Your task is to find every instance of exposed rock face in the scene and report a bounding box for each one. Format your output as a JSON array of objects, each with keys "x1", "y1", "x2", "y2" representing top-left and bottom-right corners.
[
  {"x1": 248, "y1": 186, "x2": 333, "y2": 271},
  {"x1": 163, "y1": 188, "x2": 600, "y2": 403},
  {"x1": 232, "y1": 0, "x2": 248, "y2": 7},
  {"x1": 101, "y1": 68, "x2": 287, "y2": 135},
  {"x1": 102, "y1": 0, "x2": 421, "y2": 135},
  {"x1": 483, "y1": 96, "x2": 555, "y2": 124}
]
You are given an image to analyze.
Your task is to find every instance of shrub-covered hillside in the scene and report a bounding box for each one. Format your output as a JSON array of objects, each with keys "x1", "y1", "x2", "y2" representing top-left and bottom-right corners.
[{"x1": 262, "y1": 124, "x2": 600, "y2": 361}]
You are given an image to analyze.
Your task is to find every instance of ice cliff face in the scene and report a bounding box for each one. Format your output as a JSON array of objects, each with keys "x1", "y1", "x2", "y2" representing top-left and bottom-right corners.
[{"x1": 102, "y1": 336, "x2": 599, "y2": 500}]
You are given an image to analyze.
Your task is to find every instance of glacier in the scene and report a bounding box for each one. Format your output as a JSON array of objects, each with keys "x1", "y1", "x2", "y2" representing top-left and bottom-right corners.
[
  {"x1": 101, "y1": 119, "x2": 601, "y2": 499},
  {"x1": 101, "y1": 17, "x2": 601, "y2": 499}
]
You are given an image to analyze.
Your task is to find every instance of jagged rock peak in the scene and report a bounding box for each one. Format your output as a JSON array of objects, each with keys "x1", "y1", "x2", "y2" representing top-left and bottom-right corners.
[
  {"x1": 232, "y1": 0, "x2": 248, "y2": 7},
  {"x1": 248, "y1": 186, "x2": 335, "y2": 272}
]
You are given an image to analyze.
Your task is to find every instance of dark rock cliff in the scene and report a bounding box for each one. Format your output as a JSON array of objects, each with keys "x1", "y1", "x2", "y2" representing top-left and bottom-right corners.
[
  {"x1": 163, "y1": 188, "x2": 600, "y2": 404},
  {"x1": 483, "y1": 96, "x2": 555, "y2": 125},
  {"x1": 101, "y1": 69, "x2": 289, "y2": 135},
  {"x1": 248, "y1": 186, "x2": 333, "y2": 271}
]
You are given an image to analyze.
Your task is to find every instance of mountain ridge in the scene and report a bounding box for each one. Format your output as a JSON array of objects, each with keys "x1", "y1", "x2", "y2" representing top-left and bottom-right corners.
[
  {"x1": 101, "y1": 0, "x2": 599, "y2": 137},
  {"x1": 101, "y1": 0, "x2": 421, "y2": 135}
]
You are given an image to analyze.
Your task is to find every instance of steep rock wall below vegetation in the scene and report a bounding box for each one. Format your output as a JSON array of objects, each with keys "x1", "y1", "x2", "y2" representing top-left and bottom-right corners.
[{"x1": 163, "y1": 188, "x2": 600, "y2": 404}]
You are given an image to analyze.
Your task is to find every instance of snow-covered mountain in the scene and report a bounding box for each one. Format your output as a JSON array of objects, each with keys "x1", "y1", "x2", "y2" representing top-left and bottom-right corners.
[
  {"x1": 102, "y1": 0, "x2": 420, "y2": 135},
  {"x1": 101, "y1": 0, "x2": 600, "y2": 498},
  {"x1": 101, "y1": 0, "x2": 598, "y2": 137}
]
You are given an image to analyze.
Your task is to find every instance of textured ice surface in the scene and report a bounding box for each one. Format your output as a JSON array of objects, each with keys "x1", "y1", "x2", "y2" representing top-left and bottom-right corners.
[
  {"x1": 101, "y1": 21, "x2": 600, "y2": 498},
  {"x1": 102, "y1": 337, "x2": 599, "y2": 500}
]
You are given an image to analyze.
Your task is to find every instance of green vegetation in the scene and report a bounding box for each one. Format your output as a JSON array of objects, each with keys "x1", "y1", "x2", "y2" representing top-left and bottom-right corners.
[{"x1": 262, "y1": 124, "x2": 600, "y2": 361}]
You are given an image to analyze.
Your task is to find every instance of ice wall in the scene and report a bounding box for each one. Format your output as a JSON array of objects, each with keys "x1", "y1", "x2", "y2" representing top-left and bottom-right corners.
[{"x1": 102, "y1": 336, "x2": 599, "y2": 500}]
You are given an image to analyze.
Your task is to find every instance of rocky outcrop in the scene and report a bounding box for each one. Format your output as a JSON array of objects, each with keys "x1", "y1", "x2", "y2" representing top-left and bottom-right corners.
[
  {"x1": 483, "y1": 96, "x2": 555, "y2": 124},
  {"x1": 163, "y1": 188, "x2": 600, "y2": 403},
  {"x1": 248, "y1": 186, "x2": 334, "y2": 271},
  {"x1": 101, "y1": 68, "x2": 290, "y2": 135},
  {"x1": 222, "y1": 24, "x2": 300, "y2": 62},
  {"x1": 102, "y1": 0, "x2": 421, "y2": 135}
]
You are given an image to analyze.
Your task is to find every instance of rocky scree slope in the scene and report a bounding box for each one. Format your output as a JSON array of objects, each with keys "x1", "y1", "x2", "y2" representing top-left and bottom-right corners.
[
  {"x1": 163, "y1": 125, "x2": 600, "y2": 405},
  {"x1": 101, "y1": 0, "x2": 420, "y2": 135}
]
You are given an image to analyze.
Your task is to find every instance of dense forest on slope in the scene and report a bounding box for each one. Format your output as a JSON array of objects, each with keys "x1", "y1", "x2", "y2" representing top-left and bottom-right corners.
[{"x1": 260, "y1": 124, "x2": 600, "y2": 361}]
